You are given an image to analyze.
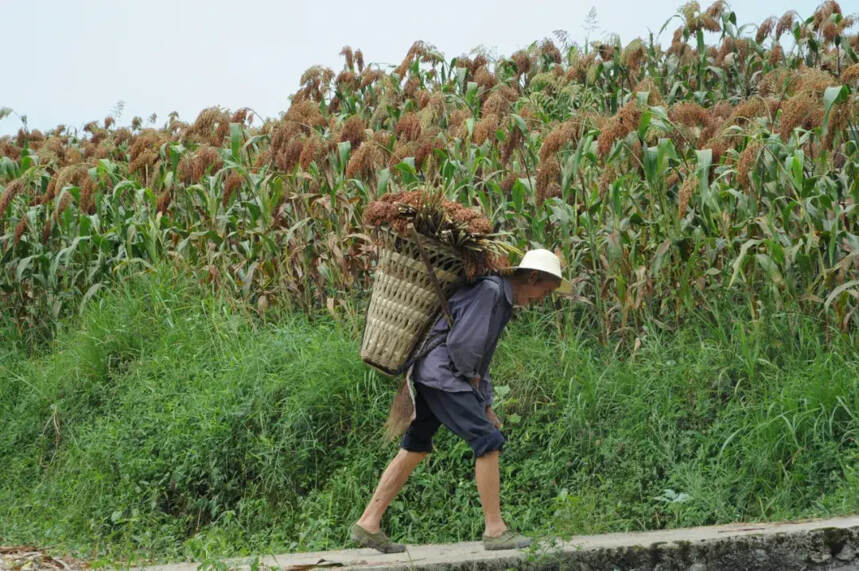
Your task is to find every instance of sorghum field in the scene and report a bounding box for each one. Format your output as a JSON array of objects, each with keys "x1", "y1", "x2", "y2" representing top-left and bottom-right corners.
[{"x1": 1, "y1": 1, "x2": 859, "y2": 565}]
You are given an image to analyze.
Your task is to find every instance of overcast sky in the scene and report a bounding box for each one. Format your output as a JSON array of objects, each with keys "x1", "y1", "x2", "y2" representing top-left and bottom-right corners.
[{"x1": 0, "y1": 0, "x2": 840, "y2": 137}]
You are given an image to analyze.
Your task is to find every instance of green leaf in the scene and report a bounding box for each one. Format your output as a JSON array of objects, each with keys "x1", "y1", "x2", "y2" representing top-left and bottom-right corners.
[
  {"x1": 789, "y1": 150, "x2": 804, "y2": 189},
  {"x1": 651, "y1": 239, "x2": 672, "y2": 277},
  {"x1": 376, "y1": 168, "x2": 391, "y2": 195},
  {"x1": 337, "y1": 141, "x2": 351, "y2": 171},
  {"x1": 511, "y1": 114, "x2": 527, "y2": 134},
  {"x1": 821, "y1": 85, "x2": 848, "y2": 138},
  {"x1": 465, "y1": 81, "x2": 479, "y2": 109},
  {"x1": 79, "y1": 282, "x2": 104, "y2": 315},
  {"x1": 16, "y1": 255, "x2": 37, "y2": 282},
  {"x1": 824, "y1": 280, "x2": 859, "y2": 312},
  {"x1": 643, "y1": 146, "x2": 659, "y2": 187},
  {"x1": 230, "y1": 122, "x2": 243, "y2": 161},
  {"x1": 455, "y1": 66, "x2": 467, "y2": 91},
  {"x1": 754, "y1": 253, "x2": 782, "y2": 285},
  {"x1": 511, "y1": 179, "x2": 528, "y2": 213},
  {"x1": 729, "y1": 239, "x2": 762, "y2": 287},
  {"x1": 638, "y1": 108, "x2": 652, "y2": 139},
  {"x1": 695, "y1": 148, "x2": 712, "y2": 194},
  {"x1": 493, "y1": 385, "x2": 511, "y2": 399},
  {"x1": 394, "y1": 159, "x2": 418, "y2": 185}
]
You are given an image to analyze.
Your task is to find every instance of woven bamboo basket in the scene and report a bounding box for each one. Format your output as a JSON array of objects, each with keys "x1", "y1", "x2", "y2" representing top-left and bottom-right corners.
[{"x1": 361, "y1": 228, "x2": 465, "y2": 376}]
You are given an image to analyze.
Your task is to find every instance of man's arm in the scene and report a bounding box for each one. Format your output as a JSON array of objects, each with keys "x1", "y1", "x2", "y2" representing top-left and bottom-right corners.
[
  {"x1": 470, "y1": 373, "x2": 501, "y2": 428},
  {"x1": 485, "y1": 405, "x2": 502, "y2": 429},
  {"x1": 478, "y1": 373, "x2": 494, "y2": 405}
]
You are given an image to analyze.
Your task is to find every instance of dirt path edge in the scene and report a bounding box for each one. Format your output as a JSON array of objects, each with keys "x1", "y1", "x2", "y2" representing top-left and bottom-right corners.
[{"x1": 136, "y1": 515, "x2": 859, "y2": 570}]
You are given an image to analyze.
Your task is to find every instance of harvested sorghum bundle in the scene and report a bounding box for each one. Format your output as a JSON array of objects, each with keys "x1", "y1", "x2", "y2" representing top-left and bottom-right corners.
[{"x1": 363, "y1": 189, "x2": 512, "y2": 278}]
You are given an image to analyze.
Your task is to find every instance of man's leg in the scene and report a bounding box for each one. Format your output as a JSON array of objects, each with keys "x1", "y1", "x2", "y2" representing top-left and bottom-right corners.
[
  {"x1": 356, "y1": 449, "x2": 426, "y2": 533},
  {"x1": 356, "y1": 383, "x2": 440, "y2": 536},
  {"x1": 475, "y1": 450, "x2": 507, "y2": 537},
  {"x1": 410, "y1": 385, "x2": 510, "y2": 538}
]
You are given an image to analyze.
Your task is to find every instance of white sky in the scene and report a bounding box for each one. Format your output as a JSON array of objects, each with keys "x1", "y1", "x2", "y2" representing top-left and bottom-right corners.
[{"x1": 0, "y1": 0, "x2": 840, "y2": 137}]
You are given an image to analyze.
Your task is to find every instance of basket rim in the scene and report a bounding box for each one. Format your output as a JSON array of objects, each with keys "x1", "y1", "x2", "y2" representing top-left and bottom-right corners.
[{"x1": 373, "y1": 226, "x2": 466, "y2": 261}]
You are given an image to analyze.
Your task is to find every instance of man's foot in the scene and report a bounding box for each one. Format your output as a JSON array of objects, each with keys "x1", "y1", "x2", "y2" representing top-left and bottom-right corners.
[
  {"x1": 350, "y1": 523, "x2": 406, "y2": 553},
  {"x1": 482, "y1": 529, "x2": 532, "y2": 550}
]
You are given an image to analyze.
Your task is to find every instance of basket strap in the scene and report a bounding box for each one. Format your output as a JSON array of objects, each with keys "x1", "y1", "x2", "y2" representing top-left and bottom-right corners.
[{"x1": 410, "y1": 226, "x2": 455, "y2": 329}]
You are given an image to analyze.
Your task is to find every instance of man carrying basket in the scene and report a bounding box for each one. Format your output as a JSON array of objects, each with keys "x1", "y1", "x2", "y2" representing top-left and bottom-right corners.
[{"x1": 352, "y1": 248, "x2": 571, "y2": 552}]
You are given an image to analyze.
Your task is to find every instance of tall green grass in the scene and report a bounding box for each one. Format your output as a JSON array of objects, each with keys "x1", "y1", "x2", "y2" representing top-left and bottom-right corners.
[{"x1": 0, "y1": 268, "x2": 857, "y2": 565}]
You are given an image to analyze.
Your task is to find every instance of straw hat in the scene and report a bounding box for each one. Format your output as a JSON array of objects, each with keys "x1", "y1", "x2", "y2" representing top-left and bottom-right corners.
[{"x1": 500, "y1": 249, "x2": 572, "y2": 295}]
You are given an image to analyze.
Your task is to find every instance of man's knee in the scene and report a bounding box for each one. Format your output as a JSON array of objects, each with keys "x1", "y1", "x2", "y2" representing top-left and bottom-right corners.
[
  {"x1": 470, "y1": 430, "x2": 505, "y2": 458},
  {"x1": 396, "y1": 446, "x2": 429, "y2": 463}
]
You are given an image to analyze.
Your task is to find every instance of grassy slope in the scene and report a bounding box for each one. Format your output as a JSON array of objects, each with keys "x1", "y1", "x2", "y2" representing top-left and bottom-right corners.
[{"x1": 1, "y1": 269, "x2": 857, "y2": 564}]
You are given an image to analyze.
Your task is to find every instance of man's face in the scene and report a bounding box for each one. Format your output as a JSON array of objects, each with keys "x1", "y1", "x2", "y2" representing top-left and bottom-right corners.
[{"x1": 513, "y1": 271, "x2": 560, "y2": 306}]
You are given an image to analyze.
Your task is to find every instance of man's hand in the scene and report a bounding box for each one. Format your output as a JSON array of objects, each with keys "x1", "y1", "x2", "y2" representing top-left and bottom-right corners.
[
  {"x1": 486, "y1": 406, "x2": 502, "y2": 429},
  {"x1": 472, "y1": 377, "x2": 501, "y2": 428}
]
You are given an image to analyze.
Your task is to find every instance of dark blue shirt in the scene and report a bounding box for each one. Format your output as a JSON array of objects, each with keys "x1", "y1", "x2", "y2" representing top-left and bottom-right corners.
[{"x1": 411, "y1": 275, "x2": 514, "y2": 406}]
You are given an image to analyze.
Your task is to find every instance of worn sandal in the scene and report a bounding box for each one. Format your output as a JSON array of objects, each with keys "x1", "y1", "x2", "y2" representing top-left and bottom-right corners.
[
  {"x1": 482, "y1": 529, "x2": 532, "y2": 550},
  {"x1": 350, "y1": 523, "x2": 406, "y2": 553}
]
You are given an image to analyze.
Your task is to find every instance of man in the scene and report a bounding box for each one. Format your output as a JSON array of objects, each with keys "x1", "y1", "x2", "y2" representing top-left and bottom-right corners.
[{"x1": 351, "y1": 249, "x2": 571, "y2": 552}]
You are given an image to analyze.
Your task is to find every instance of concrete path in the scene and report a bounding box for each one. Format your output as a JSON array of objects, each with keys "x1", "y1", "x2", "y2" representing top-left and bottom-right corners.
[{"x1": 139, "y1": 515, "x2": 859, "y2": 570}]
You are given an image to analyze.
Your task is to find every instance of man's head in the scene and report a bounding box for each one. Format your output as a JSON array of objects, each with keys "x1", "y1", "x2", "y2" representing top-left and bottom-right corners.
[
  {"x1": 510, "y1": 269, "x2": 562, "y2": 306},
  {"x1": 503, "y1": 248, "x2": 571, "y2": 307}
]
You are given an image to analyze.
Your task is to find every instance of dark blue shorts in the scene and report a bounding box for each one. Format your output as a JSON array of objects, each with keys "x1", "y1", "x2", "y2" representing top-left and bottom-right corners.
[{"x1": 400, "y1": 382, "x2": 505, "y2": 458}]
